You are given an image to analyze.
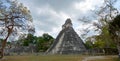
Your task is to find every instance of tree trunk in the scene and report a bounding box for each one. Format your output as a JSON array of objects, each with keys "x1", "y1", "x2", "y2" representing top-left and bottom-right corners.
[
  {"x1": 0, "y1": 35, "x2": 11, "y2": 59},
  {"x1": 0, "y1": 26, "x2": 13, "y2": 59},
  {"x1": 117, "y1": 43, "x2": 120, "y2": 58},
  {"x1": 0, "y1": 38, "x2": 8, "y2": 59}
]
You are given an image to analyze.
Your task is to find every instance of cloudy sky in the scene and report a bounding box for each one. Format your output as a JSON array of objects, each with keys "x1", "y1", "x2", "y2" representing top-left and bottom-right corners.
[{"x1": 18, "y1": 0, "x2": 104, "y2": 38}]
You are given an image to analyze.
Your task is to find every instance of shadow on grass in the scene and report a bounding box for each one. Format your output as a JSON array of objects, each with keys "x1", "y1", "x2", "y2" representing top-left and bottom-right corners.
[{"x1": 115, "y1": 58, "x2": 120, "y2": 61}]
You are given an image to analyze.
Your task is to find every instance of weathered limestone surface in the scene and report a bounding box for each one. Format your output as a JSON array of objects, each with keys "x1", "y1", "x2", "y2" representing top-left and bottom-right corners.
[{"x1": 46, "y1": 18, "x2": 86, "y2": 54}]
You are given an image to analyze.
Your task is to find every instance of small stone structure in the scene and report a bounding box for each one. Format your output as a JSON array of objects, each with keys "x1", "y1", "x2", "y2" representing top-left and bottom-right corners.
[{"x1": 46, "y1": 18, "x2": 86, "y2": 54}]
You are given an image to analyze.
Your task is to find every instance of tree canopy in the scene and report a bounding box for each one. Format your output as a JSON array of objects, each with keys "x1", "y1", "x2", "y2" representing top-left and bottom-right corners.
[{"x1": 0, "y1": 0, "x2": 35, "y2": 40}]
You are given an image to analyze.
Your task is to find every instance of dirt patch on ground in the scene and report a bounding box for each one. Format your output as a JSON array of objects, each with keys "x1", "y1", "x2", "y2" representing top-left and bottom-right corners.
[{"x1": 82, "y1": 56, "x2": 117, "y2": 61}]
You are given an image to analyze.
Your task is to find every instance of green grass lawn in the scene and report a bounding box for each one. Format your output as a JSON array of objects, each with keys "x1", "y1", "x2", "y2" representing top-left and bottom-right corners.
[
  {"x1": 1, "y1": 55, "x2": 119, "y2": 61},
  {"x1": 1, "y1": 55, "x2": 84, "y2": 61}
]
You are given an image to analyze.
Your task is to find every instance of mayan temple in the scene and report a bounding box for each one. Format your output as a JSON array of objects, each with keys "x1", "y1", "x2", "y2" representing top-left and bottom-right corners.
[{"x1": 46, "y1": 18, "x2": 86, "y2": 54}]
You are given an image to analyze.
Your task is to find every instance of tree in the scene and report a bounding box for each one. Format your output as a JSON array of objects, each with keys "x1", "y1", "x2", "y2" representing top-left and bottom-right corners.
[
  {"x1": 0, "y1": 0, "x2": 34, "y2": 59},
  {"x1": 109, "y1": 15, "x2": 120, "y2": 57},
  {"x1": 79, "y1": 0, "x2": 119, "y2": 55},
  {"x1": 20, "y1": 34, "x2": 36, "y2": 46},
  {"x1": 94, "y1": 0, "x2": 119, "y2": 56},
  {"x1": 85, "y1": 40, "x2": 94, "y2": 49},
  {"x1": 94, "y1": 25, "x2": 116, "y2": 48},
  {"x1": 36, "y1": 33, "x2": 54, "y2": 52},
  {"x1": 17, "y1": 33, "x2": 54, "y2": 52}
]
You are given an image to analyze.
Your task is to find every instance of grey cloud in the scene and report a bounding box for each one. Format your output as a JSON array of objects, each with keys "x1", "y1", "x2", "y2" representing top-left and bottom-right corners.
[
  {"x1": 46, "y1": 0, "x2": 82, "y2": 11},
  {"x1": 30, "y1": 0, "x2": 82, "y2": 8},
  {"x1": 34, "y1": 14, "x2": 62, "y2": 32},
  {"x1": 22, "y1": 0, "x2": 83, "y2": 12},
  {"x1": 19, "y1": 0, "x2": 91, "y2": 37}
]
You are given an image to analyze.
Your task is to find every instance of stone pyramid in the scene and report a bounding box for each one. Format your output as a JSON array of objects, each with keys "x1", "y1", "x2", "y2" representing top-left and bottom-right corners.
[{"x1": 46, "y1": 18, "x2": 86, "y2": 54}]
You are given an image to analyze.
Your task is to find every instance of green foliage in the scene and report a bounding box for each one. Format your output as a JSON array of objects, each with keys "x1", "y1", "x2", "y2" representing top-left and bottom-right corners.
[
  {"x1": 17, "y1": 33, "x2": 54, "y2": 52},
  {"x1": 0, "y1": 39, "x2": 3, "y2": 42},
  {"x1": 85, "y1": 25, "x2": 117, "y2": 49},
  {"x1": 96, "y1": 25, "x2": 116, "y2": 48},
  {"x1": 94, "y1": 40, "x2": 105, "y2": 48},
  {"x1": 85, "y1": 41, "x2": 93, "y2": 49},
  {"x1": 109, "y1": 15, "x2": 120, "y2": 39},
  {"x1": 19, "y1": 34, "x2": 35, "y2": 46},
  {"x1": 36, "y1": 33, "x2": 54, "y2": 52}
]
